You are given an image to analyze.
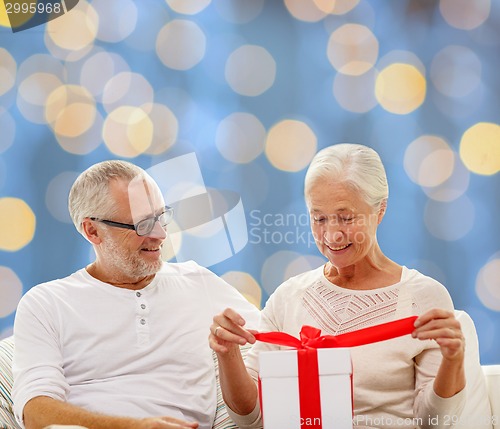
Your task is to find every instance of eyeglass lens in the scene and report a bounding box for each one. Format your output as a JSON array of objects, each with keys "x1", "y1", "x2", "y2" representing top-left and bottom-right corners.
[{"x1": 136, "y1": 209, "x2": 173, "y2": 236}]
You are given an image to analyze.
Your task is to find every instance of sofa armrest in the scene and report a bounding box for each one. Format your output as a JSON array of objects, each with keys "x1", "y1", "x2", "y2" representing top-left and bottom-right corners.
[{"x1": 483, "y1": 365, "x2": 500, "y2": 429}]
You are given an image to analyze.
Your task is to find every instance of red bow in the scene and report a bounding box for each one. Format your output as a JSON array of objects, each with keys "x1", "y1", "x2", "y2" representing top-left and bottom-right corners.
[
  {"x1": 254, "y1": 316, "x2": 418, "y2": 349},
  {"x1": 255, "y1": 316, "x2": 417, "y2": 429}
]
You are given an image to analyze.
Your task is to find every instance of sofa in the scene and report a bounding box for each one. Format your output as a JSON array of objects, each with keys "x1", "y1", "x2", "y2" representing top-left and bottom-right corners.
[{"x1": 1, "y1": 311, "x2": 499, "y2": 429}]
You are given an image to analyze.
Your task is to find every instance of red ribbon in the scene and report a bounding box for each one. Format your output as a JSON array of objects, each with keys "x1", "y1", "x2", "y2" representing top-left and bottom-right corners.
[{"x1": 255, "y1": 316, "x2": 417, "y2": 428}]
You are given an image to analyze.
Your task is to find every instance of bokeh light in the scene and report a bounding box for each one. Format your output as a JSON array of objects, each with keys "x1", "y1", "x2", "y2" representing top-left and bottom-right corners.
[
  {"x1": 166, "y1": 0, "x2": 211, "y2": 15},
  {"x1": 265, "y1": 120, "x2": 317, "y2": 172},
  {"x1": 92, "y1": 0, "x2": 138, "y2": 43},
  {"x1": 430, "y1": 45, "x2": 482, "y2": 98},
  {"x1": 156, "y1": 19, "x2": 206, "y2": 70},
  {"x1": 45, "y1": 85, "x2": 97, "y2": 138},
  {"x1": 102, "y1": 72, "x2": 154, "y2": 113},
  {"x1": 225, "y1": 45, "x2": 276, "y2": 96},
  {"x1": 80, "y1": 51, "x2": 131, "y2": 100},
  {"x1": 0, "y1": 198, "x2": 36, "y2": 251},
  {"x1": 375, "y1": 63, "x2": 426, "y2": 114},
  {"x1": 424, "y1": 196, "x2": 475, "y2": 241},
  {"x1": 103, "y1": 106, "x2": 153, "y2": 158},
  {"x1": 45, "y1": 172, "x2": 80, "y2": 224},
  {"x1": 17, "y1": 53, "x2": 66, "y2": 82},
  {"x1": 45, "y1": 0, "x2": 98, "y2": 60},
  {"x1": 0, "y1": 48, "x2": 16, "y2": 97},
  {"x1": 377, "y1": 50, "x2": 425, "y2": 74},
  {"x1": 214, "y1": 0, "x2": 264, "y2": 24},
  {"x1": 422, "y1": 155, "x2": 470, "y2": 202},
  {"x1": 440, "y1": 0, "x2": 490, "y2": 30},
  {"x1": 221, "y1": 271, "x2": 262, "y2": 309},
  {"x1": 0, "y1": 1, "x2": 10, "y2": 28},
  {"x1": 55, "y1": 111, "x2": 104, "y2": 155},
  {"x1": 261, "y1": 250, "x2": 302, "y2": 295},
  {"x1": 284, "y1": 255, "x2": 326, "y2": 282},
  {"x1": 216, "y1": 113, "x2": 266, "y2": 164},
  {"x1": 321, "y1": 0, "x2": 360, "y2": 15},
  {"x1": 17, "y1": 72, "x2": 64, "y2": 124},
  {"x1": 284, "y1": 0, "x2": 328, "y2": 22},
  {"x1": 0, "y1": 267, "x2": 23, "y2": 318},
  {"x1": 460, "y1": 122, "x2": 500, "y2": 175},
  {"x1": 404, "y1": 135, "x2": 455, "y2": 188},
  {"x1": 476, "y1": 257, "x2": 500, "y2": 311},
  {"x1": 333, "y1": 69, "x2": 378, "y2": 113},
  {"x1": 142, "y1": 103, "x2": 179, "y2": 156},
  {"x1": 327, "y1": 24, "x2": 378, "y2": 76}
]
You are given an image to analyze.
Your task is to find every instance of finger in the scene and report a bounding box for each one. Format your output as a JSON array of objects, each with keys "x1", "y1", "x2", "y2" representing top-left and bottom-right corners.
[
  {"x1": 214, "y1": 324, "x2": 255, "y2": 345},
  {"x1": 414, "y1": 308, "x2": 455, "y2": 327},
  {"x1": 413, "y1": 326, "x2": 461, "y2": 341},
  {"x1": 222, "y1": 307, "x2": 247, "y2": 326},
  {"x1": 211, "y1": 314, "x2": 256, "y2": 344},
  {"x1": 435, "y1": 337, "x2": 464, "y2": 348},
  {"x1": 414, "y1": 318, "x2": 461, "y2": 334},
  {"x1": 412, "y1": 318, "x2": 462, "y2": 340}
]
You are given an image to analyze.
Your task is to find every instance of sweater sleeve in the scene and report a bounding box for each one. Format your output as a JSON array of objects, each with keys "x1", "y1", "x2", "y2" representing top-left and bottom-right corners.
[
  {"x1": 223, "y1": 279, "x2": 288, "y2": 429},
  {"x1": 411, "y1": 273, "x2": 466, "y2": 428}
]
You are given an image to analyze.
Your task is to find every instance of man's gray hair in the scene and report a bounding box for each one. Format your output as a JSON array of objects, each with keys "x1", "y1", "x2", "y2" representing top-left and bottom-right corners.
[
  {"x1": 68, "y1": 160, "x2": 145, "y2": 235},
  {"x1": 304, "y1": 143, "x2": 389, "y2": 210}
]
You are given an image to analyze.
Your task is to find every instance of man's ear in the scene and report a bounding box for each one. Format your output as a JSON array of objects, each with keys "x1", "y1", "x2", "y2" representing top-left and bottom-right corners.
[
  {"x1": 377, "y1": 199, "x2": 387, "y2": 224},
  {"x1": 81, "y1": 218, "x2": 102, "y2": 244}
]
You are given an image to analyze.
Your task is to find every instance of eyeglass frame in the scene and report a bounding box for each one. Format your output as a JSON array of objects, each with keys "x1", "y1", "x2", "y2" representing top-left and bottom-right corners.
[{"x1": 89, "y1": 205, "x2": 174, "y2": 236}]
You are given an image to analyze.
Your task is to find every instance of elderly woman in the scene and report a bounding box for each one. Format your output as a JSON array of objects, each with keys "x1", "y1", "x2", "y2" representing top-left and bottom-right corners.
[{"x1": 210, "y1": 144, "x2": 469, "y2": 429}]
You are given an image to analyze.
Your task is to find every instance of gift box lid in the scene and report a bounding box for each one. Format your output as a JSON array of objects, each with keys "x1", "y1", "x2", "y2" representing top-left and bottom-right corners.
[{"x1": 260, "y1": 348, "x2": 351, "y2": 378}]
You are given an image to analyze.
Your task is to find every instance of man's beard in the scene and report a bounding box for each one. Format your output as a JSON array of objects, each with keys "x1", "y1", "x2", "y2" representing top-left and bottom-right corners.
[{"x1": 101, "y1": 236, "x2": 163, "y2": 279}]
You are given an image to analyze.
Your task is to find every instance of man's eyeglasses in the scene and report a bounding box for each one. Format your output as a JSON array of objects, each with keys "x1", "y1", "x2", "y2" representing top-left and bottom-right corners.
[{"x1": 90, "y1": 206, "x2": 174, "y2": 236}]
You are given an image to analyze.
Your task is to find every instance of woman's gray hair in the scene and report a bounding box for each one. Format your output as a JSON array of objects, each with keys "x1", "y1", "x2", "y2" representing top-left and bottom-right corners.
[
  {"x1": 68, "y1": 160, "x2": 145, "y2": 235},
  {"x1": 304, "y1": 143, "x2": 389, "y2": 209}
]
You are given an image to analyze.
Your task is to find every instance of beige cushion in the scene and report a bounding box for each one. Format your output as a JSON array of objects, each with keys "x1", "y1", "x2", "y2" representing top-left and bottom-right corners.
[
  {"x1": 483, "y1": 365, "x2": 500, "y2": 429},
  {"x1": 0, "y1": 336, "x2": 21, "y2": 429},
  {"x1": 454, "y1": 310, "x2": 493, "y2": 429}
]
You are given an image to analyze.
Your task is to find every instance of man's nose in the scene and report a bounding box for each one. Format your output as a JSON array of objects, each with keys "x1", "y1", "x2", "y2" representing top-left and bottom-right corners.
[{"x1": 147, "y1": 221, "x2": 167, "y2": 239}]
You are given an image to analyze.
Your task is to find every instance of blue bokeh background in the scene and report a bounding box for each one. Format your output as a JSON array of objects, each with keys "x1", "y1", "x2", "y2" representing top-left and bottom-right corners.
[{"x1": 0, "y1": 0, "x2": 499, "y2": 363}]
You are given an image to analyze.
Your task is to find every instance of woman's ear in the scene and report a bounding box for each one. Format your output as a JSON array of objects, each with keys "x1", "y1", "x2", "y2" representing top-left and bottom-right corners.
[
  {"x1": 81, "y1": 218, "x2": 102, "y2": 244},
  {"x1": 377, "y1": 199, "x2": 387, "y2": 224}
]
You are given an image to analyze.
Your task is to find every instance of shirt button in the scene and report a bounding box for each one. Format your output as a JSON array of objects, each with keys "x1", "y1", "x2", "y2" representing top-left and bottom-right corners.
[
  {"x1": 140, "y1": 304, "x2": 146, "y2": 310},
  {"x1": 136, "y1": 292, "x2": 141, "y2": 297},
  {"x1": 140, "y1": 319, "x2": 146, "y2": 325}
]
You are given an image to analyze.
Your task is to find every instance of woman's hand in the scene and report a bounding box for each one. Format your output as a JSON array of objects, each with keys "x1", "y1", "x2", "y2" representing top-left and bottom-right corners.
[
  {"x1": 209, "y1": 308, "x2": 257, "y2": 355},
  {"x1": 412, "y1": 308, "x2": 465, "y2": 361}
]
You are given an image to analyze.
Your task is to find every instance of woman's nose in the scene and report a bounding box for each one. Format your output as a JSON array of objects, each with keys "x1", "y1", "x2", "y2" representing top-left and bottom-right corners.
[{"x1": 324, "y1": 228, "x2": 344, "y2": 244}]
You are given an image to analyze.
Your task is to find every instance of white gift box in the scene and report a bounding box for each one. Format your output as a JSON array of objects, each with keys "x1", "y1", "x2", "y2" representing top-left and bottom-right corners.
[{"x1": 259, "y1": 348, "x2": 353, "y2": 429}]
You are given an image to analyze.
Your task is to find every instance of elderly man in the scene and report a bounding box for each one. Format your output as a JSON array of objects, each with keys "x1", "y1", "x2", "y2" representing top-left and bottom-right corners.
[{"x1": 12, "y1": 160, "x2": 259, "y2": 429}]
